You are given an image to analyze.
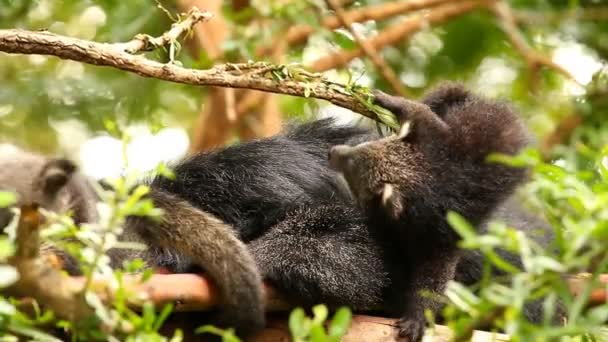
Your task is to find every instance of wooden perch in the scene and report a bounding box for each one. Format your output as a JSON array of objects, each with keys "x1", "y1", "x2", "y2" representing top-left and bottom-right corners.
[
  {"x1": 0, "y1": 9, "x2": 383, "y2": 122},
  {"x1": 251, "y1": 315, "x2": 509, "y2": 342}
]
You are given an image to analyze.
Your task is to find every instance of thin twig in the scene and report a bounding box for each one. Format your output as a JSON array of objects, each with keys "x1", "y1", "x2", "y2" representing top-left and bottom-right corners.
[
  {"x1": 325, "y1": 0, "x2": 408, "y2": 97},
  {"x1": 0, "y1": 29, "x2": 380, "y2": 120},
  {"x1": 308, "y1": 0, "x2": 480, "y2": 72},
  {"x1": 119, "y1": 7, "x2": 212, "y2": 54},
  {"x1": 489, "y1": 1, "x2": 581, "y2": 85}
]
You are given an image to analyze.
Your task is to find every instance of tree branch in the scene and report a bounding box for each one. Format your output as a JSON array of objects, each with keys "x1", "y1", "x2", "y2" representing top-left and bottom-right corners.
[
  {"x1": 0, "y1": 29, "x2": 382, "y2": 121},
  {"x1": 325, "y1": 0, "x2": 408, "y2": 97},
  {"x1": 308, "y1": 0, "x2": 480, "y2": 72},
  {"x1": 119, "y1": 7, "x2": 213, "y2": 54}
]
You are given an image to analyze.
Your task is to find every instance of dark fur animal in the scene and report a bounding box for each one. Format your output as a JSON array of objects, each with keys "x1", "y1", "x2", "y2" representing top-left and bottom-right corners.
[
  {"x1": 0, "y1": 123, "x2": 390, "y2": 339},
  {"x1": 148, "y1": 119, "x2": 389, "y2": 312},
  {"x1": 328, "y1": 83, "x2": 558, "y2": 340},
  {"x1": 0, "y1": 106, "x2": 556, "y2": 341}
]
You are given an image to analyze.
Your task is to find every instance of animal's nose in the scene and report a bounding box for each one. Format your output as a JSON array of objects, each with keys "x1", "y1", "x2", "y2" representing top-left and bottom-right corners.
[{"x1": 328, "y1": 145, "x2": 351, "y2": 171}]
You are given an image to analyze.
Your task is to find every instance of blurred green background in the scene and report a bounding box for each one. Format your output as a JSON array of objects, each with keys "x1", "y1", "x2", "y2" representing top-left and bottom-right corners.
[{"x1": 0, "y1": 0, "x2": 606, "y2": 180}]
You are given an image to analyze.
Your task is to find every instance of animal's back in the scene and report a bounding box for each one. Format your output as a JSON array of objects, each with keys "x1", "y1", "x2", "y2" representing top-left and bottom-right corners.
[{"x1": 152, "y1": 118, "x2": 374, "y2": 240}]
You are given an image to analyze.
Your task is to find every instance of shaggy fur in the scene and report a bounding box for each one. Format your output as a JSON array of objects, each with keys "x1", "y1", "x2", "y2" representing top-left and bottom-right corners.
[
  {"x1": 0, "y1": 100, "x2": 559, "y2": 341},
  {"x1": 328, "y1": 83, "x2": 557, "y2": 341}
]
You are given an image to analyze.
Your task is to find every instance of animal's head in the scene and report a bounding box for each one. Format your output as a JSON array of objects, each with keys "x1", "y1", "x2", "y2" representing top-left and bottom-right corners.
[
  {"x1": 328, "y1": 122, "x2": 427, "y2": 220},
  {"x1": 0, "y1": 145, "x2": 95, "y2": 227},
  {"x1": 329, "y1": 84, "x2": 530, "y2": 223}
]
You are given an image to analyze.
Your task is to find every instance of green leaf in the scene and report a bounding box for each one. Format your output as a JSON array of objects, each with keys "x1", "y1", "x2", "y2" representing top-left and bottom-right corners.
[
  {"x1": 288, "y1": 307, "x2": 308, "y2": 339},
  {"x1": 328, "y1": 307, "x2": 352, "y2": 338},
  {"x1": 0, "y1": 191, "x2": 16, "y2": 208},
  {"x1": 330, "y1": 31, "x2": 357, "y2": 51},
  {"x1": 153, "y1": 303, "x2": 174, "y2": 331},
  {"x1": 7, "y1": 322, "x2": 63, "y2": 342},
  {"x1": 311, "y1": 304, "x2": 328, "y2": 325},
  {"x1": 447, "y1": 211, "x2": 477, "y2": 241}
]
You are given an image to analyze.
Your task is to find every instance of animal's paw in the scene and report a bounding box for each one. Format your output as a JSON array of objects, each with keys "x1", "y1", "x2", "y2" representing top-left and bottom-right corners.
[{"x1": 397, "y1": 315, "x2": 426, "y2": 342}]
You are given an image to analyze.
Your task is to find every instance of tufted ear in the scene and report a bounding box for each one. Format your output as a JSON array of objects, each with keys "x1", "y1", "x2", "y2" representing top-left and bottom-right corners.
[
  {"x1": 380, "y1": 183, "x2": 404, "y2": 220},
  {"x1": 373, "y1": 89, "x2": 449, "y2": 140},
  {"x1": 40, "y1": 158, "x2": 77, "y2": 196}
]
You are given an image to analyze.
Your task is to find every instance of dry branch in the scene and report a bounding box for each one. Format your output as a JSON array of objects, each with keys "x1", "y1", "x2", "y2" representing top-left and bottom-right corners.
[
  {"x1": 308, "y1": 0, "x2": 480, "y2": 72},
  {"x1": 119, "y1": 8, "x2": 213, "y2": 54},
  {"x1": 0, "y1": 28, "x2": 380, "y2": 120},
  {"x1": 325, "y1": 0, "x2": 408, "y2": 97}
]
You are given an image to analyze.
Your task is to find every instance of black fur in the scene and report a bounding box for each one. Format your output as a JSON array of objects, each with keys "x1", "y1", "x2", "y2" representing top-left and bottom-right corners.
[
  {"x1": 1, "y1": 102, "x2": 559, "y2": 341},
  {"x1": 328, "y1": 83, "x2": 560, "y2": 340},
  {"x1": 150, "y1": 119, "x2": 375, "y2": 242}
]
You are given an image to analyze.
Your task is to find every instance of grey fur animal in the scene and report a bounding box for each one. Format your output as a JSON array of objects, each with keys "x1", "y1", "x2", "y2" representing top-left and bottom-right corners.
[
  {"x1": 0, "y1": 144, "x2": 98, "y2": 227},
  {"x1": 0, "y1": 145, "x2": 265, "y2": 338}
]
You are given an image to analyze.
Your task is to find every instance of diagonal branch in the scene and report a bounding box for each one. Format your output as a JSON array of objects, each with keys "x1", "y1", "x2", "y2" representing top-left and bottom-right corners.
[
  {"x1": 0, "y1": 29, "x2": 382, "y2": 121},
  {"x1": 119, "y1": 7, "x2": 213, "y2": 54},
  {"x1": 308, "y1": 0, "x2": 480, "y2": 72},
  {"x1": 325, "y1": 0, "x2": 408, "y2": 97}
]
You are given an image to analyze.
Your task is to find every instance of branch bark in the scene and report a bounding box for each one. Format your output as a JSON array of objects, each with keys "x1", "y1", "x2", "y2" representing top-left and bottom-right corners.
[{"x1": 0, "y1": 28, "x2": 380, "y2": 120}]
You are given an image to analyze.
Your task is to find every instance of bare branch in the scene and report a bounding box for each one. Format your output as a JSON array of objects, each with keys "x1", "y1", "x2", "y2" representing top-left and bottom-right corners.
[
  {"x1": 0, "y1": 29, "x2": 381, "y2": 120},
  {"x1": 308, "y1": 1, "x2": 480, "y2": 72},
  {"x1": 325, "y1": 0, "x2": 408, "y2": 97},
  {"x1": 119, "y1": 7, "x2": 213, "y2": 54}
]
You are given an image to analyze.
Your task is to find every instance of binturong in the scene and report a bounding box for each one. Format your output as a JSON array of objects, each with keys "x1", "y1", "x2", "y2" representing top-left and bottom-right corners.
[{"x1": 328, "y1": 83, "x2": 543, "y2": 341}]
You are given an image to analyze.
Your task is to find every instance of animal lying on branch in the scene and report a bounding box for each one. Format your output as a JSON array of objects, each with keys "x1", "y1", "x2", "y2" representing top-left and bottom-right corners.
[{"x1": 0, "y1": 83, "x2": 565, "y2": 341}]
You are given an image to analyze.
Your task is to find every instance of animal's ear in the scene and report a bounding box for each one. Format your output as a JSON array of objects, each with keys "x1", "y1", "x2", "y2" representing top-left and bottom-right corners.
[
  {"x1": 380, "y1": 183, "x2": 404, "y2": 220},
  {"x1": 40, "y1": 158, "x2": 77, "y2": 196},
  {"x1": 396, "y1": 121, "x2": 412, "y2": 140},
  {"x1": 372, "y1": 89, "x2": 448, "y2": 139},
  {"x1": 421, "y1": 82, "x2": 471, "y2": 117}
]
